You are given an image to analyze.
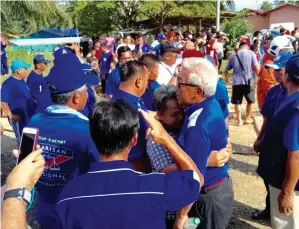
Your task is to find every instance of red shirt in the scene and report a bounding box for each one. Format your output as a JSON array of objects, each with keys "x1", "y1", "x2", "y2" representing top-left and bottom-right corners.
[
  {"x1": 205, "y1": 44, "x2": 219, "y2": 66},
  {"x1": 95, "y1": 48, "x2": 102, "y2": 60}
]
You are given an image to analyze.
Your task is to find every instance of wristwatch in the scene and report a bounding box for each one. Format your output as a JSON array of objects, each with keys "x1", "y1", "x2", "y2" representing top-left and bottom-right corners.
[{"x1": 3, "y1": 188, "x2": 31, "y2": 206}]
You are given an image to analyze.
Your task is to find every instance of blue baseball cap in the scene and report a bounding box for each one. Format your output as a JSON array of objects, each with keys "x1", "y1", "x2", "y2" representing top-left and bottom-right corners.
[
  {"x1": 33, "y1": 54, "x2": 51, "y2": 65},
  {"x1": 54, "y1": 47, "x2": 81, "y2": 65},
  {"x1": 46, "y1": 63, "x2": 99, "y2": 94},
  {"x1": 11, "y1": 59, "x2": 32, "y2": 72},
  {"x1": 286, "y1": 53, "x2": 299, "y2": 80},
  {"x1": 266, "y1": 52, "x2": 293, "y2": 69}
]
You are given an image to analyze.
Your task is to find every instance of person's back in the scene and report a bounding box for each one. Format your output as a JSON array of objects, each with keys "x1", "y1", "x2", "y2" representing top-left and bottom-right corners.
[
  {"x1": 214, "y1": 78, "x2": 229, "y2": 119},
  {"x1": 229, "y1": 48, "x2": 257, "y2": 85},
  {"x1": 56, "y1": 99, "x2": 202, "y2": 229}
]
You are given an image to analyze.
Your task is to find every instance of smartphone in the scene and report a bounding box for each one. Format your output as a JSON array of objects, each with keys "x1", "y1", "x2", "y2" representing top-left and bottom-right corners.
[{"x1": 17, "y1": 127, "x2": 39, "y2": 164}]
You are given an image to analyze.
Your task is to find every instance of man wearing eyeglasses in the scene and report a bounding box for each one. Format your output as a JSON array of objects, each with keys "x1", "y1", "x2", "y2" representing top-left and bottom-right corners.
[{"x1": 176, "y1": 58, "x2": 233, "y2": 229}]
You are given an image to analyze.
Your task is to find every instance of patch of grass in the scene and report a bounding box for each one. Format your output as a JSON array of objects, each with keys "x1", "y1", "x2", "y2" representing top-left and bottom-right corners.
[{"x1": 1, "y1": 47, "x2": 54, "y2": 84}]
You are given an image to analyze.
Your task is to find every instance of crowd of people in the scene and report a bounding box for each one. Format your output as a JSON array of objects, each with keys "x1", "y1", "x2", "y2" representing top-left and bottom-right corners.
[{"x1": 1, "y1": 26, "x2": 299, "y2": 229}]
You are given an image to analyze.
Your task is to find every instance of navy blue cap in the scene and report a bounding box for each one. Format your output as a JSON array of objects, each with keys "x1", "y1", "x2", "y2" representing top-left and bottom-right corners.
[
  {"x1": 286, "y1": 53, "x2": 299, "y2": 80},
  {"x1": 33, "y1": 54, "x2": 51, "y2": 65},
  {"x1": 46, "y1": 63, "x2": 99, "y2": 94},
  {"x1": 54, "y1": 47, "x2": 81, "y2": 65}
]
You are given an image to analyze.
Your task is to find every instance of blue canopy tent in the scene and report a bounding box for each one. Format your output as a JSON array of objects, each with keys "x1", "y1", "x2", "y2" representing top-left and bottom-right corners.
[{"x1": 11, "y1": 28, "x2": 79, "y2": 51}]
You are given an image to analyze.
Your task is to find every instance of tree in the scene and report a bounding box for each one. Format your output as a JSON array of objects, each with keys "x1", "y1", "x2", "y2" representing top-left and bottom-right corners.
[
  {"x1": 1, "y1": 1, "x2": 72, "y2": 35},
  {"x1": 260, "y1": 0, "x2": 273, "y2": 11},
  {"x1": 223, "y1": 14, "x2": 252, "y2": 45}
]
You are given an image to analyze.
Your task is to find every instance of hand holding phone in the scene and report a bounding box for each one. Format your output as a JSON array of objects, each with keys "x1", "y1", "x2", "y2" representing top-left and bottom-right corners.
[{"x1": 17, "y1": 127, "x2": 39, "y2": 164}]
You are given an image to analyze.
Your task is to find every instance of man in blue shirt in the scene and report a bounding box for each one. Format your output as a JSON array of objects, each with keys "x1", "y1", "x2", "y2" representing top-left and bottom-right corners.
[
  {"x1": 111, "y1": 60, "x2": 150, "y2": 172},
  {"x1": 214, "y1": 78, "x2": 230, "y2": 125},
  {"x1": 257, "y1": 53, "x2": 299, "y2": 229},
  {"x1": 176, "y1": 58, "x2": 233, "y2": 229},
  {"x1": 56, "y1": 99, "x2": 203, "y2": 229},
  {"x1": 135, "y1": 35, "x2": 153, "y2": 58},
  {"x1": 28, "y1": 63, "x2": 98, "y2": 228},
  {"x1": 1, "y1": 59, "x2": 35, "y2": 144},
  {"x1": 253, "y1": 52, "x2": 292, "y2": 220},
  {"x1": 105, "y1": 46, "x2": 134, "y2": 96},
  {"x1": 99, "y1": 43, "x2": 113, "y2": 93},
  {"x1": 27, "y1": 54, "x2": 52, "y2": 114},
  {"x1": 140, "y1": 53, "x2": 160, "y2": 110}
]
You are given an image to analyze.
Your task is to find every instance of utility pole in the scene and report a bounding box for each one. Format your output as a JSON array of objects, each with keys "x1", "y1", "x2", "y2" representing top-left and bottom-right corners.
[{"x1": 216, "y1": 0, "x2": 221, "y2": 31}]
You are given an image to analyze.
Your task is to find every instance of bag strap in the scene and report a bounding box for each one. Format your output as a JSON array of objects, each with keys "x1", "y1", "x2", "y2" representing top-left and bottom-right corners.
[{"x1": 236, "y1": 52, "x2": 249, "y2": 85}]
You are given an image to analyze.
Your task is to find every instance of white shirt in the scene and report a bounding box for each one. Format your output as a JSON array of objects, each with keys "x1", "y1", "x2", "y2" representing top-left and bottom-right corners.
[
  {"x1": 116, "y1": 44, "x2": 135, "y2": 52},
  {"x1": 157, "y1": 62, "x2": 174, "y2": 85}
]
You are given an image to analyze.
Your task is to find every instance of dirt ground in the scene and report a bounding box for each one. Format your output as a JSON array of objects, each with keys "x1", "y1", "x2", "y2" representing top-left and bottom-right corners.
[{"x1": 0, "y1": 85, "x2": 271, "y2": 229}]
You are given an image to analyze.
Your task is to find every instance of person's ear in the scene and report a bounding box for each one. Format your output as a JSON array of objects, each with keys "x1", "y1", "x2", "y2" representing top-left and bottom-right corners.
[
  {"x1": 135, "y1": 76, "x2": 142, "y2": 88},
  {"x1": 130, "y1": 132, "x2": 138, "y2": 147},
  {"x1": 72, "y1": 91, "x2": 80, "y2": 105}
]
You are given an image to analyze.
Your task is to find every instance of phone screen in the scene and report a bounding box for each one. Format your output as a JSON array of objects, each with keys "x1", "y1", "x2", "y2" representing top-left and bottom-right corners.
[{"x1": 18, "y1": 132, "x2": 35, "y2": 163}]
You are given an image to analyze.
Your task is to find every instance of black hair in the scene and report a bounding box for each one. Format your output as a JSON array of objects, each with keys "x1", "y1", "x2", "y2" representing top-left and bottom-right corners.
[
  {"x1": 140, "y1": 54, "x2": 159, "y2": 69},
  {"x1": 89, "y1": 46, "x2": 96, "y2": 51},
  {"x1": 94, "y1": 39, "x2": 100, "y2": 44},
  {"x1": 119, "y1": 60, "x2": 147, "y2": 82},
  {"x1": 239, "y1": 41, "x2": 248, "y2": 48},
  {"x1": 154, "y1": 84, "x2": 177, "y2": 112},
  {"x1": 89, "y1": 100, "x2": 139, "y2": 156},
  {"x1": 253, "y1": 31, "x2": 261, "y2": 37},
  {"x1": 250, "y1": 45, "x2": 258, "y2": 52},
  {"x1": 117, "y1": 46, "x2": 132, "y2": 59},
  {"x1": 101, "y1": 43, "x2": 108, "y2": 49}
]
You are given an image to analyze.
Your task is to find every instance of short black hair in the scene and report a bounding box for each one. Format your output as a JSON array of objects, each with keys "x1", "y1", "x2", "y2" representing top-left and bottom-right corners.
[
  {"x1": 89, "y1": 46, "x2": 96, "y2": 51},
  {"x1": 117, "y1": 46, "x2": 132, "y2": 58},
  {"x1": 89, "y1": 100, "x2": 139, "y2": 156},
  {"x1": 119, "y1": 60, "x2": 147, "y2": 82},
  {"x1": 101, "y1": 42, "x2": 108, "y2": 48},
  {"x1": 154, "y1": 84, "x2": 177, "y2": 112},
  {"x1": 253, "y1": 31, "x2": 261, "y2": 37},
  {"x1": 140, "y1": 54, "x2": 159, "y2": 69},
  {"x1": 239, "y1": 41, "x2": 248, "y2": 48}
]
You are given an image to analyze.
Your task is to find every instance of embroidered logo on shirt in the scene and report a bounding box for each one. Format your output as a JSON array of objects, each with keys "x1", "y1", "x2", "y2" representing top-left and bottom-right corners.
[{"x1": 187, "y1": 108, "x2": 203, "y2": 128}]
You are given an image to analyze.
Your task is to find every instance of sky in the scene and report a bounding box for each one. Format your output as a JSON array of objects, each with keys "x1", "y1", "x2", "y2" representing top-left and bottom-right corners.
[{"x1": 234, "y1": 0, "x2": 275, "y2": 11}]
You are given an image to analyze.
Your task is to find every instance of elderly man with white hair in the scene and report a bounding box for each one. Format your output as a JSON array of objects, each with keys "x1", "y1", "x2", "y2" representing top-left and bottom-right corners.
[{"x1": 176, "y1": 58, "x2": 233, "y2": 229}]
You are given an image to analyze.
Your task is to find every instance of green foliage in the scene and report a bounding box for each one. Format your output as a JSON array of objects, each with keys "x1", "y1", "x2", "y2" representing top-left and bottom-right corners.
[
  {"x1": 223, "y1": 16, "x2": 252, "y2": 45},
  {"x1": 260, "y1": 0, "x2": 273, "y2": 11},
  {"x1": 1, "y1": 1, "x2": 72, "y2": 36}
]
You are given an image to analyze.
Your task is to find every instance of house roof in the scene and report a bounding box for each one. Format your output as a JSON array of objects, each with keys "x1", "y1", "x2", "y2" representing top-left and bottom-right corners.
[{"x1": 246, "y1": 3, "x2": 299, "y2": 16}]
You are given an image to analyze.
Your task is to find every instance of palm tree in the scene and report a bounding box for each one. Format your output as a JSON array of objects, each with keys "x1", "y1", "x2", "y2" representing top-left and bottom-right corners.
[
  {"x1": 1, "y1": 0, "x2": 72, "y2": 35},
  {"x1": 221, "y1": 0, "x2": 236, "y2": 11}
]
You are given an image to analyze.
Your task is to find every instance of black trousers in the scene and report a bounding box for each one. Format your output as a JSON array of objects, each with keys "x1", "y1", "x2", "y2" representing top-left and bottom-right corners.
[{"x1": 189, "y1": 177, "x2": 234, "y2": 229}]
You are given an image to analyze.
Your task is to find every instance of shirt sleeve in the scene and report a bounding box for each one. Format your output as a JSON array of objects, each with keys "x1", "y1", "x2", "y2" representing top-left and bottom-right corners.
[
  {"x1": 184, "y1": 126, "x2": 211, "y2": 177},
  {"x1": 158, "y1": 170, "x2": 200, "y2": 211},
  {"x1": 1, "y1": 83, "x2": 9, "y2": 103},
  {"x1": 260, "y1": 89, "x2": 273, "y2": 117},
  {"x1": 251, "y1": 50, "x2": 259, "y2": 66},
  {"x1": 146, "y1": 136, "x2": 174, "y2": 172},
  {"x1": 283, "y1": 111, "x2": 299, "y2": 151}
]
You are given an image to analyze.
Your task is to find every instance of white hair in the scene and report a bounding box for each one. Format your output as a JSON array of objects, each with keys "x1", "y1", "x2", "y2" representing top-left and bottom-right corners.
[{"x1": 182, "y1": 58, "x2": 219, "y2": 97}]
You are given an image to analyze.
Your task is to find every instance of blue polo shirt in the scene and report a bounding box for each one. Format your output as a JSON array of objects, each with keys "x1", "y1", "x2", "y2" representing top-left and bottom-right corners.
[
  {"x1": 56, "y1": 160, "x2": 200, "y2": 229},
  {"x1": 135, "y1": 44, "x2": 153, "y2": 54},
  {"x1": 28, "y1": 105, "x2": 98, "y2": 228},
  {"x1": 142, "y1": 80, "x2": 160, "y2": 111},
  {"x1": 106, "y1": 67, "x2": 120, "y2": 95},
  {"x1": 214, "y1": 79, "x2": 229, "y2": 118},
  {"x1": 1, "y1": 76, "x2": 36, "y2": 127},
  {"x1": 261, "y1": 83, "x2": 287, "y2": 120},
  {"x1": 27, "y1": 70, "x2": 53, "y2": 113},
  {"x1": 112, "y1": 89, "x2": 148, "y2": 161},
  {"x1": 178, "y1": 97, "x2": 228, "y2": 187},
  {"x1": 258, "y1": 91, "x2": 299, "y2": 191},
  {"x1": 100, "y1": 51, "x2": 113, "y2": 74}
]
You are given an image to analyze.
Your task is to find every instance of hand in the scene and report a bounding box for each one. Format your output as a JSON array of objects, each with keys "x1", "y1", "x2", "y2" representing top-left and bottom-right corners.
[
  {"x1": 226, "y1": 137, "x2": 232, "y2": 158},
  {"x1": 11, "y1": 114, "x2": 21, "y2": 121},
  {"x1": 185, "y1": 41, "x2": 195, "y2": 50},
  {"x1": 138, "y1": 109, "x2": 169, "y2": 145},
  {"x1": 253, "y1": 139, "x2": 261, "y2": 153},
  {"x1": 6, "y1": 146, "x2": 44, "y2": 192},
  {"x1": 208, "y1": 150, "x2": 229, "y2": 167},
  {"x1": 90, "y1": 61, "x2": 99, "y2": 70},
  {"x1": 173, "y1": 215, "x2": 188, "y2": 229},
  {"x1": 278, "y1": 190, "x2": 294, "y2": 215}
]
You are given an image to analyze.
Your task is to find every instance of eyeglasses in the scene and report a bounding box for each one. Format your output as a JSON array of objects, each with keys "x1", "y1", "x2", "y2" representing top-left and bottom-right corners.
[{"x1": 177, "y1": 82, "x2": 199, "y2": 89}]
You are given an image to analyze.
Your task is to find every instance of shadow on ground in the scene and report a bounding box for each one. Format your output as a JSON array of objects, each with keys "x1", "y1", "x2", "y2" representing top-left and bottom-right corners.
[
  {"x1": 1, "y1": 134, "x2": 17, "y2": 185},
  {"x1": 232, "y1": 143, "x2": 257, "y2": 156},
  {"x1": 229, "y1": 157, "x2": 259, "y2": 177},
  {"x1": 228, "y1": 200, "x2": 270, "y2": 229}
]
